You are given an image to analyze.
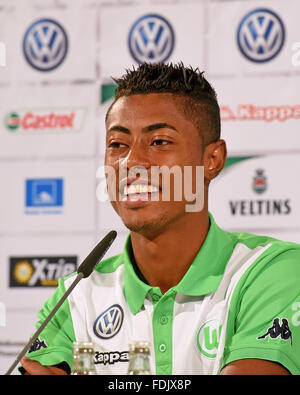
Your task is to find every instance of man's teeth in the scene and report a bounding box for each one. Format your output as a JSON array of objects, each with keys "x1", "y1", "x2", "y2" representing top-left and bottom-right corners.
[{"x1": 124, "y1": 184, "x2": 159, "y2": 195}]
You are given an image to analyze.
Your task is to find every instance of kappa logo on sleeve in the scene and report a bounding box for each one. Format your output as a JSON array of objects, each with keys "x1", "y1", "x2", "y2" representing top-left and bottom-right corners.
[
  {"x1": 28, "y1": 337, "x2": 48, "y2": 353},
  {"x1": 257, "y1": 318, "x2": 292, "y2": 345}
]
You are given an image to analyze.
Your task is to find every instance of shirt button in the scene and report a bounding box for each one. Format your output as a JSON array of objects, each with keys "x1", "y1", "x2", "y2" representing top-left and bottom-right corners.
[
  {"x1": 159, "y1": 315, "x2": 168, "y2": 325},
  {"x1": 152, "y1": 294, "x2": 160, "y2": 302},
  {"x1": 159, "y1": 343, "x2": 167, "y2": 353}
]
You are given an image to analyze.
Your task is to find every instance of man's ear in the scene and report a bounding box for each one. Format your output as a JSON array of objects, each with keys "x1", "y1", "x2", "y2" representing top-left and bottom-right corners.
[{"x1": 203, "y1": 139, "x2": 227, "y2": 183}]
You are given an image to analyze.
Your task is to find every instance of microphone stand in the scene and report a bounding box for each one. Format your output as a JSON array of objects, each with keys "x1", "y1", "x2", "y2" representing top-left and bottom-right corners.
[
  {"x1": 5, "y1": 272, "x2": 84, "y2": 375},
  {"x1": 4, "y1": 230, "x2": 117, "y2": 375}
]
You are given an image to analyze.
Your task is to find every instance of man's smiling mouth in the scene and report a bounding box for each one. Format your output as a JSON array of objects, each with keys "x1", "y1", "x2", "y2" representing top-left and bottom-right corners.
[
  {"x1": 123, "y1": 184, "x2": 159, "y2": 195},
  {"x1": 119, "y1": 178, "x2": 160, "y2": 203}
]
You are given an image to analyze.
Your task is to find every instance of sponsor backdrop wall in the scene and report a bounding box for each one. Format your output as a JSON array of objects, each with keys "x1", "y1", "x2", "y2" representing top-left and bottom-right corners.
[{"x1": 0, "y1": 0, "x2": 299, "y2": 373}]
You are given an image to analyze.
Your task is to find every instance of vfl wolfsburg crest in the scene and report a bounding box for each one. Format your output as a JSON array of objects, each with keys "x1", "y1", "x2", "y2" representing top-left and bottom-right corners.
[
  {"x1": 252, "y1": 169, "x2": 267, "y2": 194},
  {"x1": 197, "y1": 320, "x2": 222, "y2": 358}
]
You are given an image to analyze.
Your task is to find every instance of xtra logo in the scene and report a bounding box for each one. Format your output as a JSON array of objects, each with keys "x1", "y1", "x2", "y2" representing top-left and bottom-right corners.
[
  {"x1": 128, "y1": 14, "x2": 175, "y2": 64},
  {"x1": 25, "y1": 178, "x2": 64, "y2": 215},
  {"x1": 237, "y1": 8, "x2": 285, "y2": 63},
  {"x1": 23, "y1": 18, "x2": 68, "y2": 71},
  {"x1": 9, "y1": 256, "x2": 77, "y2": 287},
  {"x1": 197, "y1": 320, "x2": 222, "y2": 358},
  {"x1": 4, "y1": 108, "x2": 86, "y2": 133}
]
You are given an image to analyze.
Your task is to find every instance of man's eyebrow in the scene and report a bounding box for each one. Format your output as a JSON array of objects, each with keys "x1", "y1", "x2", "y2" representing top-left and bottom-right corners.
[
  {"x1": 107, "y1": 123, "x2": 178, "y2": 134},
  {"x1": 107, "y1": 125, "x2": 130, "y2": 134},
  {"x1": 146, "y1": 123, "x2": 178, "y2": 132}
]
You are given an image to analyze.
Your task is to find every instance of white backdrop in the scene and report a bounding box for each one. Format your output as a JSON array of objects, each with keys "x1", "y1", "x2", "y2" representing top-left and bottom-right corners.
[{"x1": 0, "y1": 0, "x2": 299, "y2": 374}]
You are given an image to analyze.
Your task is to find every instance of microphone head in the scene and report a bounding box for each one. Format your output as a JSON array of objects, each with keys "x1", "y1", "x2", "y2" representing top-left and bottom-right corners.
[{"x1": 77, "y1": 230, "x2": 117, "y2": 278}]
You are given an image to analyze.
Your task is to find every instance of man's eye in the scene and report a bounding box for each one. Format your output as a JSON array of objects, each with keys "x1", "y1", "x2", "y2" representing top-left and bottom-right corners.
[
  {"x1": 108, "y1": 142, "x2": 127, "y2": 148},
  {"x1": 151, "y1": 139, "x2": 170, "y2": 146}
]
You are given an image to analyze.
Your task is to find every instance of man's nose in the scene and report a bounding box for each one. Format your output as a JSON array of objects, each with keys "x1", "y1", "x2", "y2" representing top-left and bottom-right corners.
[
  {"x1": 122, "y1": 142, "x2": 151, "y2": 170},
  {"x1": 119, "y1": 142, "x2": 151, "y2": 182}
]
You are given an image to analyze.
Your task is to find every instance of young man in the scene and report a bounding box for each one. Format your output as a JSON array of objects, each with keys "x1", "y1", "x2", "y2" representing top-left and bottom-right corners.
[{"x1": 21, "y1": 63, "x2": 300, "y2": 375}]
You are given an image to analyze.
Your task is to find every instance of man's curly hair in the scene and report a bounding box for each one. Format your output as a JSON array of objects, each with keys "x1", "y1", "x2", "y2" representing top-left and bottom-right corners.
[{"x1": 106, "y1": 62, "x2": 221, "y2": 146}]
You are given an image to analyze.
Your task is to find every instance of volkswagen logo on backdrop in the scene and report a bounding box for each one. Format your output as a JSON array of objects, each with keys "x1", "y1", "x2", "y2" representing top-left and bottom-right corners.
[
  {"x1": 128, "y1": 14, "x2": 175, "y2": 64},
  {"x1": 23, "y1": 18, "x2": 68, "y2": 71},
  {"x1": 237, "y1": 8, "x2": 285, "y2": 63},
  {"x1": 93, "y1": 304, "x2": 124, "y2": 339}
]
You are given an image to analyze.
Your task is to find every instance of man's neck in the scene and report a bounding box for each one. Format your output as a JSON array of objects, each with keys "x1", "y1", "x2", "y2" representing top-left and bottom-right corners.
[{"x1": 130, "y1": 211, "x2": 210, "y2": 294}]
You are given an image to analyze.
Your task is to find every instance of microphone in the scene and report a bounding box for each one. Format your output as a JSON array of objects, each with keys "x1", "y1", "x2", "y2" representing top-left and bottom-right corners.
[
  {"x1": 5, "y1": 230, "x2": 117, "y2": 375},
  {"x1": 77, "y1": 230, "x2": 117, "y2": 278}
]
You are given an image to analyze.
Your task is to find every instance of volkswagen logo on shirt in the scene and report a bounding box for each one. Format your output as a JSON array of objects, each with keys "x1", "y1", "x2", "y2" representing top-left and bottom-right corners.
[
  {"x1": 128, "y1": 14, "x2": 175, "y2": 64},
  {"x1": 237, "y1": 8, "x2": 285, "y2": 63},
  {"x1": 93, "y1": 304, "x2": 124, "y2": 339},
  {"x1": 23, "y1": 18, "x2": 68, "y2": 71}
]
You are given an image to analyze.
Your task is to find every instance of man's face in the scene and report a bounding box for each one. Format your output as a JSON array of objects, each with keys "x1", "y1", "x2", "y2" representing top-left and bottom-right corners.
[{"x1": 104, "y1": 93, "x2": 205, "y2": 236}]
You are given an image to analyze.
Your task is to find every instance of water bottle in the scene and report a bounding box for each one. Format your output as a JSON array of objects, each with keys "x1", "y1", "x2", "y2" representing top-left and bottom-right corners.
[
  {"x1": 127, "y1": 341, "x2": 151, "y2": 375},
  {"x1": 71, "y1": 341, "x2": 96, "y2": 375}
]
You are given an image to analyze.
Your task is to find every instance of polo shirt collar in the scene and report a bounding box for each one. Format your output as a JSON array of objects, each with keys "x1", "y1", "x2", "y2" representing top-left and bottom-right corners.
[
  {"x1": 124, "y1": 213, "x2": 234, "y2": 315},
  {"x1": 123, "y1": 238, "x2": 152, "y2": 315}
]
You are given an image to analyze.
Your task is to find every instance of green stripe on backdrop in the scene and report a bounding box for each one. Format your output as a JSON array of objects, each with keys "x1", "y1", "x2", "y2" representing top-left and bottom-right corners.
[
  {"x1": 224, "y1": 156, "x2": 259, "y2": 169},
  {"x1": 101, "y1": 84, "x2": 117, "y2": 104}
]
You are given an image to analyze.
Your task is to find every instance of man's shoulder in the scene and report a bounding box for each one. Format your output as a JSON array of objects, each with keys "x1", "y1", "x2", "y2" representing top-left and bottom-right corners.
[
  {"x1": 211, "y1": 214, "x2": 300, "y2": 263},
  {"x1": 228, "y1": 229, "x2": 300, "y2": 257},
  {"x1": 225, "y1": 230, "x2": 300, "y2": 294},
  {"x1": 221, "y1": 228, "x2": 300, "y2": 287}
]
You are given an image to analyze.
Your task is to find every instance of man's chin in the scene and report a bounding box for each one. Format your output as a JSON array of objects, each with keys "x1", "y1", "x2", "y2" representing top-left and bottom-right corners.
[
  {"x1": 121, "y1": 213, "x2": 178, "y2": 239},
  {"x1": 123, "y1": 220, "x2": 161, "y2": 237},
  {"x1": 116, "y1": 203, "x2": 187, "y2": 237}
]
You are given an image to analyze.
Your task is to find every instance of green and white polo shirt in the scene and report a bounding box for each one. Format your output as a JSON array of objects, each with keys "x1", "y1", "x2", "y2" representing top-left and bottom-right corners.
[{"x1": 25, "y1": 214, "x2": 300, "y2": 375}]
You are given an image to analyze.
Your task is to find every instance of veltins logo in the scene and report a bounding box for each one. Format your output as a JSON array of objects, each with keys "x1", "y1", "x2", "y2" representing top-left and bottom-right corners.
[
  {"x1": 23, "y1": 18, "x2": 68, "y2": 71},
  {"x1": 228, "y1": 160, "x2": 292, "y2": 217},
  {"x1": 93, "y1": 304, "x2": 124, "y2": 339},
  {"x1": 128, "y1": 14, "x2": 175, "y2": 64},
  {"x1": 25, "y1": 178, "x2": 64, "y2": 215},
  {"x1": 9, "y1": 256, "x2": 78, "y2": 287},
  {"x1": 237, "y1": 8, "x2": 285, "y2": 63},
  {"x1": 197, "y1": 320, "x2": 222, "y2": 358},
  {"x1": 252, "y1": 169, "x2": 267, "y2": 194}
]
